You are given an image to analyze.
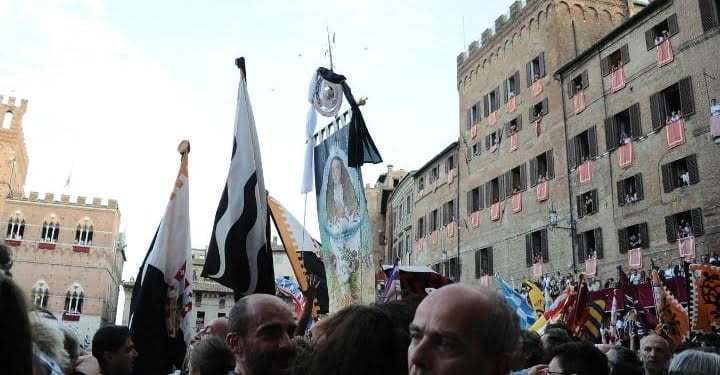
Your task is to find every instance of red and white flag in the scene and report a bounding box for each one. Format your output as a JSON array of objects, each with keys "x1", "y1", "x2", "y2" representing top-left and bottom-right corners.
[
  {"x1": 536, "y1": 181, "x2": 549, "y2": 202},
  {"x1": 471, "y1": 211, "x2": 481, "y2": 227},
  {"x1": 657, "y1": 39, "x2": 674, "y2": 66},
  {"x1": 618, "y1": 142, "x2": 633, "y2": 168},
  {"x1": 574, "y1": 91, "x2": 586, "y2": 114},
  {"x1": 532, "y1": 80, "x2": 543, "y2": 96},
  {"x1": 488, "y1": 111, "x2": 498, "y2": 127},
  {"x1": 490, "y1": 202, "x2": 501, "y2": 221},
  {"x1": 629, "y1": 248, "x2": 643, "y2": 269},
  {"x1": 512, "y1": 193, "x2": 522, "y2": 213},
  {"x1": 510, "y1": 132, "x2": 519, "y2": 152},
  {"x1": 611, "y1": 67, "x2": 626, "y2": 93},
  {"x1": 579, "y1": 161, "x2": 592, "y2": 185},
  {"x1": 666, "y1": 118, "x2": 685, "y2": 148},
  {"x1": 507, "y1": 96, "x2": 517, "y2": 113},
  {"x1": 678, "y1": 236, "x2": 695, "y2": 259}
]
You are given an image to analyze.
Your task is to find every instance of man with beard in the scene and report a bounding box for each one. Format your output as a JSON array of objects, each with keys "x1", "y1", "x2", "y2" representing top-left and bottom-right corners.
[{"x1": 226, "y1": 294, "x2": 297, "y2": 375}]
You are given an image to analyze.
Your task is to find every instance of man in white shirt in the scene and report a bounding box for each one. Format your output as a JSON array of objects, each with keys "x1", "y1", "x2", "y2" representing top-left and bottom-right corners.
[{"x1": 680, "y1": 170, "x2": 690, "y2": 187}]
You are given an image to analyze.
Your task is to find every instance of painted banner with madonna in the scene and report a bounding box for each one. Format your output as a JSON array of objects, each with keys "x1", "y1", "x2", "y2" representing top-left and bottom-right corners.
[{"x1": 313, "y1": 111, "x2": 374, "y2": 311}]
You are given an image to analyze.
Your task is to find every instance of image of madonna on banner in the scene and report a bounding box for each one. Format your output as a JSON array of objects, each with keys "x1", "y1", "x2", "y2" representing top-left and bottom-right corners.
[{"x1": 314, "y1": 113, "x2": 375, "y2": 311}]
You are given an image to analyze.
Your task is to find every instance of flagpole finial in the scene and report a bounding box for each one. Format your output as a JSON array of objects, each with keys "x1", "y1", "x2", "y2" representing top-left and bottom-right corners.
[
  {"x1": 178, "y1": 140, "x2": 190, "y2": 156},
  {"x1": 235, "y1": 57, "x2": 246, "y2": 79}
]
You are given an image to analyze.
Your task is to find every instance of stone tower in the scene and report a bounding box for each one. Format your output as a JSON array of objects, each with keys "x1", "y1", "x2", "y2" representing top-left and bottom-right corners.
[{"x1": 0, "y1": 95, "x2": 29, "y2": 214}]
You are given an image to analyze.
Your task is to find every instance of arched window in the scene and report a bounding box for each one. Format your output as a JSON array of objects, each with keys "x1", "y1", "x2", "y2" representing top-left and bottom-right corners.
[
  {"x1": 32, "y1": 279, "x2": 50, "y2": 309},
  {"x1": 74, "y1": 217, "x2": 93, "y2": 246},
  {"x1": 6, "y1": 211, "x2": 25, "y2": 240},
  {"x1": 64, "y1": 283, "x2": 84, "y2": 313},
  {"x1": 2, "y1": 111, "x2": 12, "y2": 129},
  {"x1": 41, "y1": 214, "x2": 60, "y2": 243}
]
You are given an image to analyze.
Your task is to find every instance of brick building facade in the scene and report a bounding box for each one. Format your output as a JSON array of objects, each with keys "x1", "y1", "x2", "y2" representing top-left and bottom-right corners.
[
  {"x1": 556, "y1": 0, "x2": 720, "y2": 280},
  {"x1": 0, "y1": 95, "x2": 124, "y2": 347}
]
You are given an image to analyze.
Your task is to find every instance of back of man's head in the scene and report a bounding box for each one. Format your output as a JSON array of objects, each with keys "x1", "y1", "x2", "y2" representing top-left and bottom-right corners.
[
  {"x1": 92, "y1": 325, "x2": 130, "y2": 368},
  {"x1": 551, "y1": 341, "x2": 609, "y2": 375}
]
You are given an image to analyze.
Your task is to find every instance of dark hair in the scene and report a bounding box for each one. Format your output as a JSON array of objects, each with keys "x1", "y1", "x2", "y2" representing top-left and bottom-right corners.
[
  {"x1": 0, "y1": 272, "x2": 34, "y2": 374},
  {"x1": 309, "y1": 305, "x2": 408, "y2": 375},
  {"x1": 552, "y1": 341, "x2": 609, "y2": 375},
  {"x1": 0, "y1": 244, "x2": 12, "y2": 275},
  {"x1": 228, "y1": 297, "x2": 251, "y2": 337},
  {"x1": 190, "y1": 336, "x2": 234, "y2": 375},
  {"x1": 609, "y1": 345, "x2": 642, "y2": 375},
  {"x1": 92, "y1": 325, "x2": 131, "y2": 367},
  {"x1": 520, "y1": 330, "x2": 544, "y2": 368},
  {"x1": 542, "y1": 327, "x2": 573, "y2": 362},
  {"x1": 374, "y1": 298, "x2": 420, "y2": 337}
]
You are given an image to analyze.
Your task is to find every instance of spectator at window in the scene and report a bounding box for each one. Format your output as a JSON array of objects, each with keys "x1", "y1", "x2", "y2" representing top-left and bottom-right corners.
[
  {"x1": 508, "y1": 91, "x2": 516, "y2": 99},
  {"x1": 664, "y1": 263, "x2": 675, "y2": 279},
  {"x1": 679, "y1": 169, "x2": 690, "y2": 187},
  {"x1": 711, "y1": 98, "x2": 720, "y2": 116},
  {"x1": 620, "y1": 132, "x2": 632, "y2": 145},
  {"x1": 534, "y1": 73, "x2": 541, "y2": 82},
  {"x1": 584, "y1": 195, "x2": 594, "y2": 215},
  {"x1": 509, "y1": 123, "x2": 517, "y2": 134},
  {"x1": 537, "y1": 175, "x2": 546, "y2": 184},
  {"x1": 629, "y1": 233, "x2": 642, "y2": 249},
  {"x1": 671, "y1": 111, "x2": 681, "y2": 122},
  {"x1": 655, "y1": 35, "x2": 664, "y2": 46}
]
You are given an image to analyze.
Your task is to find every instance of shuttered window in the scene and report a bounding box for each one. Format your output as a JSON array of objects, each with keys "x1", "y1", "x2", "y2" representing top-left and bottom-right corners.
[
  {"x1": 568, "y1": 126, "x2": 598, "y2": 169},
  {"x1": 475, "y1": 247, "x2": 494, "y2": 278},
  {"x1": 617, "y1": 174, "x2": 644, "y2": 206},
  {"x1": 526, "y1": 52, "x2": 546, "y2": 86},
  {"x1": 699, "y1": 0, "x2": 720, "y2": 31},
  {"x1": 567, "y1": 71, "x2": 590, "y2": 98},
  {"x1": 661, "y1": 154, "x2": 699, "y2": 193},
  {"x1": 466, "y1": 185, "x2": 484, "y2": 215},
  {"x1": 577, "y1": 189, "x2": 599, "y2": 218},
  {"x1": 650, "y1": 77, "x2": 696, "y2": 130},
  {"x1": 644, "y1": 14, "x2": 680, "y2": 50},
  {"x1": 529, "y1": 98, "x2": 549, "y2": 122},
  {"x1": 605, "y1": 103, "x2": 642, "y2": 152},
  {"x1": 601, "y1": 44, "x2": 630, "y2": 76},
  {"x1": 505, "y1": 115, "x2": 523, "y2": 135},
  {"x1": 618, "y1": 223, "x2": 649, "y2": 253},
  {"x1": 525, "y1": 229, "x2": 549, "y2": 266},
  {"x1": 504, "y1": 71, "x2": 521, "y2": 102},
  {"x1": 577, "y1": 228, "x2": 604, "y2": 262},
  {"x1": 665, "y1": 208, "x2": 705, "y2": 242},
  {"x1": 505, "y1": 163, "x2": 528, "y2": 196},
  {"x1": 529, "y1": 149, "x2": 555, "y2": 186}
]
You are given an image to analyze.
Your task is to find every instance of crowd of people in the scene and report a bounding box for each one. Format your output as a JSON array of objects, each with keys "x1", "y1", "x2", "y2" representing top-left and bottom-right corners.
[{"x1": 3, "y1": 240, "x2": 720, "y2": 375}]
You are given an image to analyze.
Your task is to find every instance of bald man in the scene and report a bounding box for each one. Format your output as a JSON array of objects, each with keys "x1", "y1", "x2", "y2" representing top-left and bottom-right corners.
[
  {"x1": 639, "y1": 335, "x2": 670, "y2": 375},
  {"x1": 408, "y1": 284, "x2": 520, "y2": 375},
  {"x1": 226, "y1": 294, "x2": 297, "y2": 375}
]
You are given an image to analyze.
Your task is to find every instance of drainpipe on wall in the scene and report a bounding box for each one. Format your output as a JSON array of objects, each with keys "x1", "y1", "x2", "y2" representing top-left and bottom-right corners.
[{"x1": 556, "y1": 72, "x2": 578, "y2": 272}]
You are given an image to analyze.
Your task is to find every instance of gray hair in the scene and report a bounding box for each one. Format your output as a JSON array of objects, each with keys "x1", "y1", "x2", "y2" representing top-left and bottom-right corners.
[{"x1": 668, "y1": 349, "x2": 720, "y2": 375}]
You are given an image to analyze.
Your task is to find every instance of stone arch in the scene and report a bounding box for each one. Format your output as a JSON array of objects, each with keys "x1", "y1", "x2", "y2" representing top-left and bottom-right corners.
[
  {"x1": 587, "y1": 6, "x2": 598, "y2": 20},
  {"x1": 558, "y1": 1, "x2": 571, "y2": 15},
  {"x1": 528, "y1": 18, "x2": 535, "y2": 34},
  {"x1": 545, "y1": 3, "x2": 553, "y2": 17},
  {"x1": 601, "y1": 10, "x2": 612, "y2": 24},
  {"x1": 614, "y1": 12, "x2": 625, "y2": 24},
  {"x1": 75, "y1": 217, "x2": 94, "y2": 246},
  {"x1": 519, "y1": 25, "x2": 526, "y2": 39},
  {"x1": 41, "y1": 213, "x2": 60, "y2": 243},
  {"x1": 64, "y1": 282, "x2": 85, "y2": 313},
  {"x1": 32, "y1": 279, "x2": 50, "y2": 309},
  {"x1": 537, "y1": 11, "x2": 544, "y2": 29},
  {"x1": 572, "y1": 4, "x2": 586, "y2": 20},
  {"x1": 6, "y1": 210, "x2": 25, "y2": 240}
]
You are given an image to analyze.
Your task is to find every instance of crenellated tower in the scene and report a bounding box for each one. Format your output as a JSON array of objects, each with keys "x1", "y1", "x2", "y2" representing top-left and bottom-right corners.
[{"x1": 0, "y1": 95, "x2": 30, "y2": 215}]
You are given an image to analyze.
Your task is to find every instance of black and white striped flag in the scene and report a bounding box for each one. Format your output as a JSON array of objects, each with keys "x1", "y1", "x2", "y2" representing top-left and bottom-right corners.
[{"x1": 201, "y1": 58, "x2": 275, "y2": 298}]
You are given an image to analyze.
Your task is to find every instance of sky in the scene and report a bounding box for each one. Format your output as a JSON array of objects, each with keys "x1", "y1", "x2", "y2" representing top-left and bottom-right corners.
[{"x1": 0, "y1": 0, "x2": 517, "y2": 308}]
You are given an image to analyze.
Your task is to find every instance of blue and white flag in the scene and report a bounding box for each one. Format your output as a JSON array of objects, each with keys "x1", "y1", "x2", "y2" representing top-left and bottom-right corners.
[
  {"x1": 382, "y1": 258, "x2": 401, "y2": 300},
  {"x1": 202, "y1": 58, "x2": 275, "y2": 298},
  {"x1": 496, "y1": 274, "x2": 537, "y2": 329}
]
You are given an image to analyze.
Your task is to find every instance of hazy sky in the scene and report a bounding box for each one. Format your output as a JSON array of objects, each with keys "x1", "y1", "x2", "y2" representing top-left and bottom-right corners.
[{"x1": 0, "y1": 0, "x2": 517, "y2": 287}]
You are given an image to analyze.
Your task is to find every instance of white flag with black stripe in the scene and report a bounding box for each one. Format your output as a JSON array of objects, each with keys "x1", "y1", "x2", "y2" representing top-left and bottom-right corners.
[{"x1": 201, "y1": 58, "x2": 275, "y2": 297}]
